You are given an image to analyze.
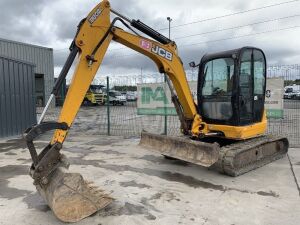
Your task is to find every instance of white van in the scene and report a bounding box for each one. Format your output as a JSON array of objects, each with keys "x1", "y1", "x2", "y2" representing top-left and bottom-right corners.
[
  {"x1": 108, "y1": 90, "x2": 127, "y2": 105},
  {"x1": 284, "y1": 84, "x2": 300, "y2": 99}
]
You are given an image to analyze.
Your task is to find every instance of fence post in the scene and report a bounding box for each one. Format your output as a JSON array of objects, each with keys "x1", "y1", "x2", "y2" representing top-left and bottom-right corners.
[
  {"x1": 164, "y1": 74, "x2": 168, "y2": 135},
  {"x1": 107, "y1": 76, "x2": 110, "y2": 136}
]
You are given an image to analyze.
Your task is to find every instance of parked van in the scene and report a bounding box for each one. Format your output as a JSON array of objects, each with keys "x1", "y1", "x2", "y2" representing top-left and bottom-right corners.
[
  {"x1": 284, "y1": 84, "x2": 300, "y2": 99},
  {"x1": 107, "y1": 90, "x2": 127, "y2": 105}
]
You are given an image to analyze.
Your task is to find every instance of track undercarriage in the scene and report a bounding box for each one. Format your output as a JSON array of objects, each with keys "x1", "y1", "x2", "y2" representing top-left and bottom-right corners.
[{"x1": 140, "y1": 132, "x2": 289, "y2": 176}]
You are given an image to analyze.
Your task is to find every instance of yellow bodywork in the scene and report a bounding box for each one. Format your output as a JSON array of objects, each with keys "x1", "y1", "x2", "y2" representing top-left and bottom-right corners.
[
  {"x1": 207, "y1": 111, "x2": 267, "y2": 140},
  {"x1": 51, "y1": 0, "x2": 267, "y2": 144}
]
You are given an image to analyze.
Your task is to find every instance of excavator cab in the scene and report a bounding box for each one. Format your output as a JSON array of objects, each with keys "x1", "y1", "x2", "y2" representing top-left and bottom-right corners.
[{"x1": 197, "y1": 47, "x2": 267, "y2": 128}]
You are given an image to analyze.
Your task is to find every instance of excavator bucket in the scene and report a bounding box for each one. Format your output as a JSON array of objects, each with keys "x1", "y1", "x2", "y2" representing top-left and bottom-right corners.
[
  {"x1": 139, "y1": 131, "x2": 220, "y2": 167},
  {"x1": 33, "y1": 158, "x2": 113, "y2": 223}
]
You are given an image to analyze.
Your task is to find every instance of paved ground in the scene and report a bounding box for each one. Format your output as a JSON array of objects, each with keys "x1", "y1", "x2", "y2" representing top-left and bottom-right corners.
[{"x1": 0, "y1": 132, "x2": 299, "y2": 225}]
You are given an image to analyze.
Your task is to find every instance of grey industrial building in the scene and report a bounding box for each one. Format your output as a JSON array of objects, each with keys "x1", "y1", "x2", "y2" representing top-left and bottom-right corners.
[
  {"x1": 0, "y1": 38, "x2": 54, "y2": 138},
  {"x1": 0, "y1": 38, "x2": 54, "y2": 107}
]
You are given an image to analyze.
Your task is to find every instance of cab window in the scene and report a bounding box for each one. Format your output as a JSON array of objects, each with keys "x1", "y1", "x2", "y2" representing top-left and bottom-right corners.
[
  {"x1": 253, "y1": 50, "x2": 265, "y2": 95},
  {"x1": 202, "y1": 58, "x2": 234, "y2": 96}
]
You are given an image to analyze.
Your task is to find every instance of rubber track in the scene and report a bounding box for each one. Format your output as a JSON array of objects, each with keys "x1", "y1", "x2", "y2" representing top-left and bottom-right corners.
[{"x1": 214, "y1": 135, "x2": 289, "y2": 177}]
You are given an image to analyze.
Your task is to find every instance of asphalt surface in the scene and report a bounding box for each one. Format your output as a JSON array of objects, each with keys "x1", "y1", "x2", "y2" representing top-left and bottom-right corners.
[
  {"x1": 1, "y1": 99, "x2": 296, "y2": 224},
  {"x1": 0, "y1": 132, "x2": 299, "y2": 225}
]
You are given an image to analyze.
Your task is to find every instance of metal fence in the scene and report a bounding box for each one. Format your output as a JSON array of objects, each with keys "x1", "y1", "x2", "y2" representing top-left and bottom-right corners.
[
  {"x1": 267, "y1": 64, "x2": 300, "y2": 147},
  {"x1": 38, "y1": 65, "x2": 300, "y2": 147},
  {"x1": 96, "y1": 65, "x2": 300, "y2": 147}
]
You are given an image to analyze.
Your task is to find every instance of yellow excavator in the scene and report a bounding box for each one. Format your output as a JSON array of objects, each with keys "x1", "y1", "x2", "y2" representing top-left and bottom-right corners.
[{"x1": 24, "y1": 0, "x2": 288, "y2": 222}]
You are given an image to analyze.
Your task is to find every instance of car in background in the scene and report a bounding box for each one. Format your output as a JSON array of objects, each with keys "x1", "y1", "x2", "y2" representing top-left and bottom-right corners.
[
  {"x1": 284, "y1": 88, "x2": 300, "y2": 99},
  {"x1": 284, "y1": 91, "x2": 300, "y2": 99},
  {"x1": 107, "y1": 90, "x2": 127, "y2": 105},
  {"x1": 284, "y1": 85, "x2": 300, "y2": 99},
  {"x1": 295, "y1": 91, "x2": 300, "y2": 100},
  {"x1": 126, "y1": 91, "x2": 138, "y2": 101}
]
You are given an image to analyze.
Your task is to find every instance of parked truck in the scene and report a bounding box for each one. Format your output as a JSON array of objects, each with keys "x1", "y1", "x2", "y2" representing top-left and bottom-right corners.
[{"x1": 83, "y1": 85, "x2": 105, "y2": 105}]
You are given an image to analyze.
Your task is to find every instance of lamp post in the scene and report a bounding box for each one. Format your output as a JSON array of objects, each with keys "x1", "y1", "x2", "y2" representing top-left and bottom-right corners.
[
  {"x1": 167, "y1": 17, "x2": 172, "y2": 39},
  {"x1": 164, "y1": 17, "x2": 172, "y2": 135}
]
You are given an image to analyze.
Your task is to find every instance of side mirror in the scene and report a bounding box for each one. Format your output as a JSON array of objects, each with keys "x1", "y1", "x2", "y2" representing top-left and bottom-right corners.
[{"x1": 189, "y1": 61, "x2": 197, "y2": 68}]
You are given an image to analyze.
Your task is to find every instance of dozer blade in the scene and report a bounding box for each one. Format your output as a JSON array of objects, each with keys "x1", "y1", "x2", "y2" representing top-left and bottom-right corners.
[
  {"x1": 35, "y1": 164, "x2": 113, "y2": 223},
  {"x1": 139, "y1": 131, "x2": 220, "y2": 167}
]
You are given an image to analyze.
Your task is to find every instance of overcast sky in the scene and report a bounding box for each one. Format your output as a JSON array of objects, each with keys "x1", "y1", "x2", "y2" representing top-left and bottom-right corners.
[{"x1": 0, "y1": 0, "x2": 300, "y2": 81}]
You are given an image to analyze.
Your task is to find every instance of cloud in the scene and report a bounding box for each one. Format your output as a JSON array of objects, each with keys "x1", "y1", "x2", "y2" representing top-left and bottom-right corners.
[
  {"x1": 0, "y1": 0, "x2": 299, "y2": 77},
  {"x1": 0, "y1": 0, "x2": 48, "y2": 42}
]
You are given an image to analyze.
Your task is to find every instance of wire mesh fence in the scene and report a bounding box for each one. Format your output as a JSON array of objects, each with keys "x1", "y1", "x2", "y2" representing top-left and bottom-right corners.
[
  {"x1": 266, "y1": 64, "x2": 300, "y2": 147},
  {"x1": 95, "y1": 65, "x2": 300, "y2": 147},
  {"x1": 98, "y1": 102, "x2": 182, "y2": 137},
  {"x1": 37, "y1": 64, "x2": 300, "y2": 147}
]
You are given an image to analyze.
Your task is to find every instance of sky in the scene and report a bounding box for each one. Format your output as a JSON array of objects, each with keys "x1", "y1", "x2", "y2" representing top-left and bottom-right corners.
[{"x1": 0, "y1": 0, "x2": 299, "y2": 83}]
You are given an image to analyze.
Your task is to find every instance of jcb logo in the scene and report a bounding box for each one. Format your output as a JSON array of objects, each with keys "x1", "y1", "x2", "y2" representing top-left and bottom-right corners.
[
  {"x1": 151, "y1": 45, "x2": 173, "y2": 61},
  {"x1": 141, "y1": 87, "x2": 169, "y2": 104}
]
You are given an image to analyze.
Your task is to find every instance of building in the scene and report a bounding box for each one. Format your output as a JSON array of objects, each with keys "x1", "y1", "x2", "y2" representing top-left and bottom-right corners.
[
  {"x1": 0, "y1": 38, "x2": 54, "y2": 107},
  {"x1": 0, "y1": 56, "x2": 36, "y2": 138},
  {"x1": 0, "y1": 38, "x2": 54, "y2": 138}
]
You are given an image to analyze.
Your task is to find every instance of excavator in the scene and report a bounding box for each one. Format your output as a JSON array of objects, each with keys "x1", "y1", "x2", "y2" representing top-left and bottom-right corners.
[{"x1": 24, "y1": 0, "x2": 288, "y2": 222}]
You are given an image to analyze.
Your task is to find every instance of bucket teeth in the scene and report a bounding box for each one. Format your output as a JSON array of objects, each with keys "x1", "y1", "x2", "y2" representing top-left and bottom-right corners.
[{"x1": 84, "y1": 183, "x2": 112, "y2": 199}]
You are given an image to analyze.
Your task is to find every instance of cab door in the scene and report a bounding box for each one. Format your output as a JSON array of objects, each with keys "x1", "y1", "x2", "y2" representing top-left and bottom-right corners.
[
  {"x1": 238, "y1": 49, "x2": 266, "y2": 125},
  {"x1": 239, "y1": 49, "x2": 253, "y2": 125},
  {"x1": 252, "y1": 50, "x2": 266, "y2": 123}
]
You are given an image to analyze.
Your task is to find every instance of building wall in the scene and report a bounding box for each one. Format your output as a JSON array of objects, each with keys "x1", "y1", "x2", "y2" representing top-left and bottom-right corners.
[
  {"x1": 0, "y1": 56, "x2": 36, "y2": 138},
  {"x1": 0, "y1": 38, "x2": 54, "y2": 107}
]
